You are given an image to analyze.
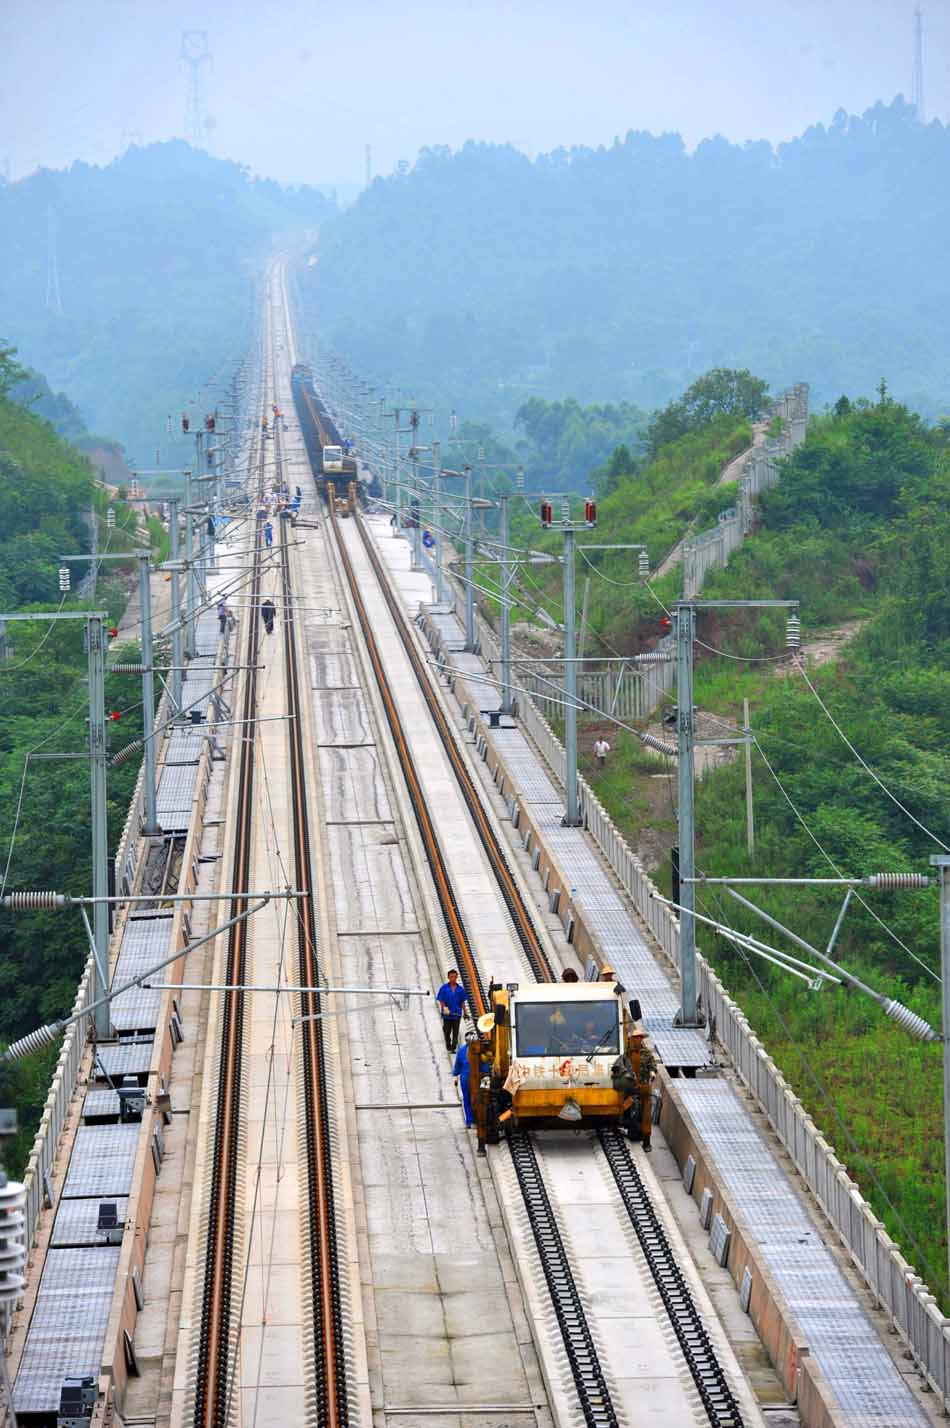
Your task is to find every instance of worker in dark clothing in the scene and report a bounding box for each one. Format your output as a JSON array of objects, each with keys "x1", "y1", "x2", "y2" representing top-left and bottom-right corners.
[
  {"x1": 436, "y1": 968, "x2": 470, "y2": 1052},
  {"x1": 264, "y1": 520, "x2": 274, "y2": 548},
  {"x1": 217, "y1": 599, "x2": 228, "y2": 635},
  {"x1": 561, "y1": 968, "x2": 579, "y2": 983},
  {"x1": 261, "y1": 598, "x2": 276, "y2": 635}
]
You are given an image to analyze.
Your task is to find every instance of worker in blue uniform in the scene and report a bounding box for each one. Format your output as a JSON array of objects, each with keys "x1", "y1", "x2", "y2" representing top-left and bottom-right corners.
[
  {"x1": 436, "y1": 968, "x2": 470, "y2": 1051},
  {"x1": 452, "y1": 1039, "x2": 476, "y2": 1127}
]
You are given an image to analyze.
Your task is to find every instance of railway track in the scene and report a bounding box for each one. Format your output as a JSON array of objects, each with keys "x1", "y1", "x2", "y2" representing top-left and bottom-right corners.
[
  {"x1": 193, "y1": 408, "x2": 266, "y2": 1427},
  {"x1": 193, "y1": 296, "x2": 349, "y2": 1426},
  {"x1": 323, "y1": 495, "x2": 748, "y2": 1428},
  {"x1": 275, "y1": 423, "x2": 349, "y2": 1426}
]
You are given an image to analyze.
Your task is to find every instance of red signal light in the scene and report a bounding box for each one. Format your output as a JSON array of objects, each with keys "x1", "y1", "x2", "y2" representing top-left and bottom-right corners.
[
  {"x1": 540, "y1": 502, "x2": 553, "y2": 527},
  {"x1": 181, "y1": 414, "x2": 190, "y2": 433},
  {"x1": 109, "y1": 710, "x2": 121, "y2": 722},
  {"x1": 584, "y1": 499, "x2": 597, "y2": 525},
  {"x1": 659, "y1": 617, "x2": 672, "y2": 629},
  {"x1": 107, "y1": 627, "x2": 119, "y2": 639}
]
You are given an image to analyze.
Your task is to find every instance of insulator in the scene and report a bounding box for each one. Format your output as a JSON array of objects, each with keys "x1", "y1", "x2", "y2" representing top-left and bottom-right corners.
[
  {"x1": 2, "y1": 891, "x2": 67, "y2": 910},
  {"x1": 866, "y1": 873, "x2": 931, "y2": 890},
  {"x1": 633, "y1": 652, "x2": 672, "y2": 665},
  {"x1": 883, "y1": 999, "x2": 937, "y2": 1042},
  {"x1": 785, "y1": 614, "x2": 801, "y2": 650},
  {"x1": 108, "y1": 663, "x2": 146, "y2": 674},
  {"x1": 110, "y1": 738, "x2": 144, "y2": 768},
  {"x1": 106, "y1": 506, "x2": 116, "y2": 529},
  {"x1": 641, "y1": 733, "x2": 678, "y2": 757},
  {"x1": 2, "y1": 1023, "x2": 62, "y2": 1061},
  {"x1": 638, "y1": 550, "x2": 649, "y2": 578},
  {"x1": 0, "y1": 1178, "x2": 27, "y2": 1308},
  {"x1": 58, "y1": 566, "x2": 71, "y2": 592}
]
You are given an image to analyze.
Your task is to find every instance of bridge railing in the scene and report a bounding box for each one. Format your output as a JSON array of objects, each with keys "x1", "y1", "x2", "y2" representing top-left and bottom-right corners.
[{"x1": 682, "y1": 384, "x2": 809, "y2": 598}]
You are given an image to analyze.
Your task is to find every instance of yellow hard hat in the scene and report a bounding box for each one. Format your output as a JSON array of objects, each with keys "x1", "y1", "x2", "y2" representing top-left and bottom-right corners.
[{"x1": 477, "y1": 1013, "x2": 496, "y2": 1035}]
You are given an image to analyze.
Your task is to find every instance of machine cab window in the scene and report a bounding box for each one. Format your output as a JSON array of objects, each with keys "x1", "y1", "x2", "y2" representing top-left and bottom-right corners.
[
  {"x1": 511, "y1": 998, "x2": 620, "y2": 1058},
  {"x1": 322, "y1": 445, "x2": 344, "y2": 472}
]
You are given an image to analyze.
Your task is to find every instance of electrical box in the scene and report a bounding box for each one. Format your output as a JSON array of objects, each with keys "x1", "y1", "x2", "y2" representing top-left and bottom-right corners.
[{"x1": 57, "y1": 1374, "x2": 96, "y2": 1426}]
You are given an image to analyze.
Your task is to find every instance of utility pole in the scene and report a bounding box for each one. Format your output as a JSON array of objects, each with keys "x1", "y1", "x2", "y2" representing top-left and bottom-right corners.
[
  {"x1": 672, "y1": 598, "x2": 799, "y2": 1025},
  {"x1": 674, "y1": 603, "x2": 697, "y2": 1017},
  {"x1": 86, "y1": 613, "x2": 111, "y2": 1038},
  {"x1": 184, "y1": 470, "x2": 197, "y2": 659},
  {"x1": 167, "y1": 497, "x2": 183, "y2": 710},
  {"x1": 137, "y1": 553, "x2": 160, "y2": 836},
  {"x1": 744, "y1": 696, "x2": 754, "y2": 856},
  {"x1": 562, "y1": 523, "x2": 580, "y2": 825},
  {"x1": 464, "y1": 465, "x2": 475, "y2": 652},
  {"x1": 538, "y1": 498, "x2": 598, "y2": 826},
  {"x1": 181, "y1": 30, "x2": 211, "y2": 148},
  {"x1": 89, "y1": 499, "x2": 99, "y2": 598},
  {"x1": 934, "y1": 854, "x2": 950, "y2": 1297},
  {"x1": 61, "y1": 551, "x2": 160, "y2": 839},
  {"x1": 431, "y1": 440, "x2": 448, "y2": 605},
  {"x1": 499, "y1": 493, "x2": 512, "y2": 715}
]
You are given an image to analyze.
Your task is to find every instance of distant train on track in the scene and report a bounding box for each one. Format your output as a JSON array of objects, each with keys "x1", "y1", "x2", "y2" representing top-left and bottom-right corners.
[{"x1": 291, "y1": 362, "x2": 380, "y2": 501}]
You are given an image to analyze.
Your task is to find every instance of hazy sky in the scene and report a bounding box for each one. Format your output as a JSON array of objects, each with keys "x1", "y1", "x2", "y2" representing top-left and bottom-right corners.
[{"x1": 2, "y1": 0, "x2": 947, "y2": 187}]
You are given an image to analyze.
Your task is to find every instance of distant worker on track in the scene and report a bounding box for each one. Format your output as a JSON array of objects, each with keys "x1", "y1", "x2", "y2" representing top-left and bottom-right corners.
[
  {"x1": 436, "y1": 968, "x2": 470, "y2": 1053},
  {"x1": 261, "y1": 598, "x2": 276, "y2": 635},
  {"x1": 594, "y1": 737, "x2": 610, "y2": 769},
  {"x1": 264, "y1": 520, "x2": 274, "y2": 548},
  {"x1": 217, "y1": 599, "x2": 228, "y2": 636}
]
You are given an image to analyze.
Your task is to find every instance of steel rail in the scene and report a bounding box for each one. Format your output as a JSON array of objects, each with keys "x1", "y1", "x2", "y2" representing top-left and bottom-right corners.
[
  {"x1": 276, "y1": 419, "x2": 348, "y2": 1424},
  {"x1": 314, "y1": 370, "x2": 740, "y2": 1428},
  {"x1": 349, "y1": 506, "x2": 554, "y2": 985},
  {"x1": 194, "y1": 404, "x2": 267, "y2": 1425},
  {"x1": 599, "y1": 1129, "x2": 745, "y2": 1427},
  {"x1": 328, "y1": 497, "x2": 488, "y2": 1017},
  {"x1": 508, "y1": 1132, "x2": 619, "y2": 1428}
]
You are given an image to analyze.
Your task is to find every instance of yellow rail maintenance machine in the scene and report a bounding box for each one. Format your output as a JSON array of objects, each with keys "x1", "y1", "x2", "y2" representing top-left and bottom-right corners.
[{"x1": 469, "y1": 977, "x2": 656, "y2": 1153}]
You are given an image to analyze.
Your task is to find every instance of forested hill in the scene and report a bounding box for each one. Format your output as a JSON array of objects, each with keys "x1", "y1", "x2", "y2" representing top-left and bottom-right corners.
[
  {"x1": 0, "y1": 143, "x2": 333, "y2": 464},
  {"x1": 300, "y1": 97, "x2": 950, "y2": 428}
]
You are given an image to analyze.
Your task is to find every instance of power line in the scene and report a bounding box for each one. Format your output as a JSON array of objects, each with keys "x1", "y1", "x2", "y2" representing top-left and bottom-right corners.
[
  {"x1": 793, "y1": 659, "x2": 949, "y2": 853},
  {"x1": 695, "y1": 879, "x2": 945, "y2": 1296},
  {"x1": 0, "y1": 593, "x2": 67, "y2": 673},
  {"x1": 750, "y1": 732, "x2": 940, "y2": 983}
]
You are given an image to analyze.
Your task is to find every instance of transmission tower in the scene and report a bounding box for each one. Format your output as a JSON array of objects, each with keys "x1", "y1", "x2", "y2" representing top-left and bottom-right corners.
[
  {"x1": 46, "y1": 202, "x2": 63, "y2": 317},
  {"x1": 912, "y1": 6, "x2": 925, "y2": 123},
  {"x1": 181, "y1": 30, "x2": 211, "y2": 149}
]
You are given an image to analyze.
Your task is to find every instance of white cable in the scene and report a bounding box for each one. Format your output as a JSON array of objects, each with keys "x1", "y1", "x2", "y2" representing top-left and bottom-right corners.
[
  {"x1": 793, "y1": 659, "x2": 949, "y2": 853},
  {"x1": 0, "y1": 593, "x2": 67, "y2": 674},
  {"x1": 751, "y1": 733, "x2": 940, "y2": 983}
]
